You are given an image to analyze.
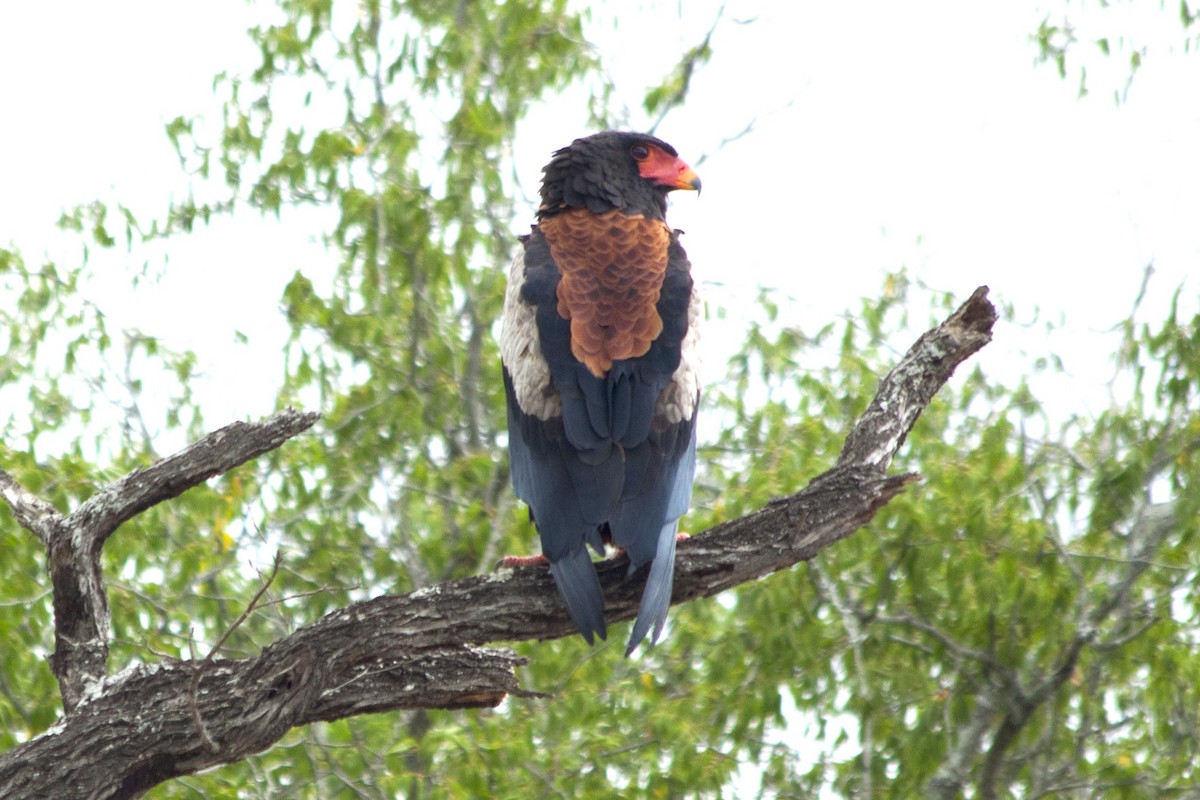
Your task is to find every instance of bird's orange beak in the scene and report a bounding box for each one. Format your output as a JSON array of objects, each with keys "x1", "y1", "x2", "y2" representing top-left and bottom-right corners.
[{"x1": 672, "y1": 164, "x2": 702, "y2": 193}]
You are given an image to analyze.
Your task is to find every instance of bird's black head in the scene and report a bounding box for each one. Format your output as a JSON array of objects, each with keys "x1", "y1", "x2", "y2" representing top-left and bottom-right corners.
[{"x1": 537, "y1": 131, "x2": 701, "y2": 221}]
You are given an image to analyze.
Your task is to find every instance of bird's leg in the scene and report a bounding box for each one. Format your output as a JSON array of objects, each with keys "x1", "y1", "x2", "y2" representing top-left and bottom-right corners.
[{"x1": 497, "y1": 552, "x2": 550, "y2": 568}]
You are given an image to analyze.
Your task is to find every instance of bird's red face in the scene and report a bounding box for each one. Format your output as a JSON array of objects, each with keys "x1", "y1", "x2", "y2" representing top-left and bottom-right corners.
[{"x1": 631, "y1": 142, "x2": 702, "y2": 193}]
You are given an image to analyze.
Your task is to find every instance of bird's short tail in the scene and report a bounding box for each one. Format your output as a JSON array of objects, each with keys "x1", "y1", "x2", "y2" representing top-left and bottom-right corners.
[
  {"x1": 549, "y1": 546, "x2": 607, "y2": 644},
  {"x1": 625, "y1": 523, "x2": 678, "y2": 655}
]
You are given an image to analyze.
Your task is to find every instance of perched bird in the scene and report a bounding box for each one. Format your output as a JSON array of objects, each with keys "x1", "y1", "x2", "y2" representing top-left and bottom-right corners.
[{"x1": 500, "y1": 131, "x2": 702, "y2": 654}]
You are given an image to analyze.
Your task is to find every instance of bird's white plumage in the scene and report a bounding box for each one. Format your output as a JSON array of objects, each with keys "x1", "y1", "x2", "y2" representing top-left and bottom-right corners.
[
  {"x1": 655, "y1": 284, "x2": 701, "y2": 424},
  {"x1": 500, "y1": 250, "x2": 561, "y2": 420}
]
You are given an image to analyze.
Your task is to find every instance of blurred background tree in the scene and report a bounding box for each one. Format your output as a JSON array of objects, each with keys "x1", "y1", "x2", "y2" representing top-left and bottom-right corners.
[{"x1": 2, "y1": 0, "x2": 1198, "y2": 797}]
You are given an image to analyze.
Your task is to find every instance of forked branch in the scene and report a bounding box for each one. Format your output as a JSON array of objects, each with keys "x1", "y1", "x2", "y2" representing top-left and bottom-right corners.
[
  {"x1": 0, "y1": 288, "x2": 997, "y2": 799},
  {"x1": 0, "y1": 409, "x2": 319, "y2": 710}
]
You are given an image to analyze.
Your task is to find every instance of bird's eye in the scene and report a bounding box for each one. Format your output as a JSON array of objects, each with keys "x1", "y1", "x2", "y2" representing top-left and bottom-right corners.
[{"x1": 630, "y1": 144, "x2": 650, "y2": 161}]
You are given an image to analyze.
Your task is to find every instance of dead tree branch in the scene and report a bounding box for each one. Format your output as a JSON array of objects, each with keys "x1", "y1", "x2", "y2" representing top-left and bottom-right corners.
[
  {"x1": 1, "y1": 409, "x2": 320, "y2": 713},
  {"x1": 0, "y1": 288, "x2": 997, "y2": 799}
]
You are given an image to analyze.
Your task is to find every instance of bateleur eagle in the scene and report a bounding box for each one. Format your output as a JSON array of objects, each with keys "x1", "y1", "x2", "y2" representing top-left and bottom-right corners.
[{"x1": 500, "y1": 131, "x2": 702, "y2": 655}]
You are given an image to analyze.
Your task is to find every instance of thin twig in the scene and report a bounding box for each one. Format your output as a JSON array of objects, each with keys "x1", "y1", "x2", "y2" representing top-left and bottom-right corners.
[{"x1": 190, "y1": 551, "x2": 284, "y2": 752}]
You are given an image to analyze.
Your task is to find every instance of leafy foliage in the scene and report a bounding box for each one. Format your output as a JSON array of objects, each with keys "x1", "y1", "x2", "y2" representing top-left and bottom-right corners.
[
  {"x1": 694, "y1": 274, "x2": 1200, "y2": 798},
  {"x1": 1035, "y1": 1, "x2": 1200, "y2": 101},
  {"x1": 2, "y1": 2, "x2": 1199, "y2": 798}
]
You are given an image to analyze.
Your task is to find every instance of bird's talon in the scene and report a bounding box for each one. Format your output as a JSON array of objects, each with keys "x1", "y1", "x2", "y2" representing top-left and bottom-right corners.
[{"x1": 498, "y1": 553, "x2": 550, "y2": 569}]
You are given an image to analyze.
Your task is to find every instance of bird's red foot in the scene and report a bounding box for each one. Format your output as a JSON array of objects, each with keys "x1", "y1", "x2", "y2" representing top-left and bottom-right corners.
[
  {"x1": 676, "y1": 531, "x2": 690, "y2": 542},
  {"x1": 498, "y1": 553, "x2": 550, "y2": 568}
]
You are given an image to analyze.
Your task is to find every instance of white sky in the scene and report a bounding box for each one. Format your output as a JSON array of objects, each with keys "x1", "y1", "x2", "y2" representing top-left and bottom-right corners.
[{"x1": 2, "y1": 0, "x2": 1198, "y2": 435}]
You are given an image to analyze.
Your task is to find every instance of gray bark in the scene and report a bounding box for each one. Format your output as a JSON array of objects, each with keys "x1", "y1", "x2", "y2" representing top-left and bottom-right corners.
[{"x1": 0, "y1": 287, "x2": 997, "y2": 799}]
